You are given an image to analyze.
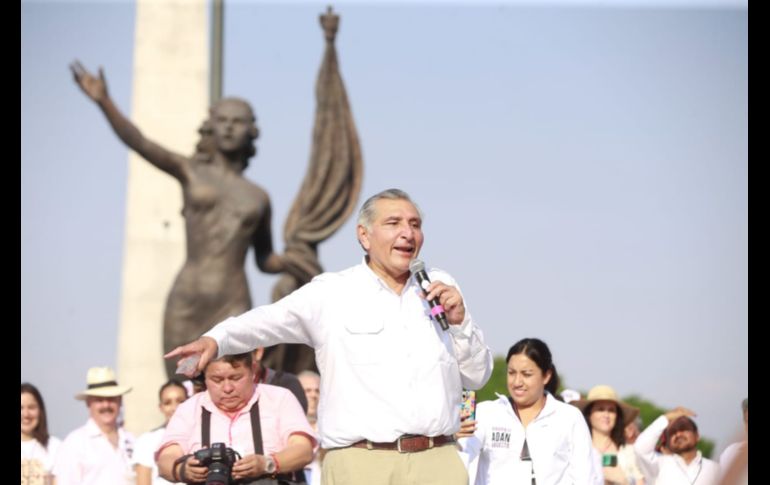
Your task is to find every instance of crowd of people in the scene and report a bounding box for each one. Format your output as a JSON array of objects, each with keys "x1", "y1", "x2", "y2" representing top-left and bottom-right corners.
[{"x1": 22, "y1": 189, "x2": 747, "y2": 485}]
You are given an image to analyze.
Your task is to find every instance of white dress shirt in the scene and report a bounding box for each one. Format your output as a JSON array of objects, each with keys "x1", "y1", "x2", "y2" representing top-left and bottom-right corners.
[
  {"x1": 206, "y1": 259, "x2": 493, "y2": 449},
  {"x1": 634, "y1": 416, "x2": 720, "y2": 485},
  {"x1": 52, "y1": 418, "x2": 135, "y2": 485}
]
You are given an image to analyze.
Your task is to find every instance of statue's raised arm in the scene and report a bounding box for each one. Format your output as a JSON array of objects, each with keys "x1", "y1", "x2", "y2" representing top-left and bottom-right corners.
[
  {"x1": 70, "y1": 61, "x2": 189, "y2": 182},
  {"x1": 72, "y1": 61, "x2": 284, "y2": 377}
]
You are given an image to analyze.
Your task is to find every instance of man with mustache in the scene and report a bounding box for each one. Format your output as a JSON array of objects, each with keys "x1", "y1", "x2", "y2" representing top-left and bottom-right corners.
[
  {"x1": 634, "y1": 406, "x2": 720, "y2": 485},
  {"x1": 52, "y1": 367, "x2": 136, "y2": 485}
]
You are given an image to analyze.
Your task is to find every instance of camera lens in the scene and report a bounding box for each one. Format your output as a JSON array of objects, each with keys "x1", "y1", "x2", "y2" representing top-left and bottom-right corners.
[{"x1": 205, "y1": 461, "x2": 230, "y2": 485}]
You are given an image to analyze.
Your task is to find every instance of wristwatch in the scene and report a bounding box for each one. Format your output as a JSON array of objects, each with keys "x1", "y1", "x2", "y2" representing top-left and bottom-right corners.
[{"x1": 264, "y1": 455, "x2": 277, "y2": 474}]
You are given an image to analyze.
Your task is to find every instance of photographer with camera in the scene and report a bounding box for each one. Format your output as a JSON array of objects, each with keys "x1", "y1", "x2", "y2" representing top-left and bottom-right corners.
[{"x1": 156, "y1": 353, "x2": 316, "y2": 484}]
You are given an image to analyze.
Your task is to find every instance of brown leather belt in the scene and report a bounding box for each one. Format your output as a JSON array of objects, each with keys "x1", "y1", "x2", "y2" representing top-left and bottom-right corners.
[{"x1": 351, "y1": 434, "x2": 456, "y2": 453}]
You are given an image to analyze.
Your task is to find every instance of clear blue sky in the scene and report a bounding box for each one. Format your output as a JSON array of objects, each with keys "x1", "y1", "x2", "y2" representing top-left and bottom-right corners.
[{"x1": 21, "y1": 0, "x2": 747, "y2": 454}]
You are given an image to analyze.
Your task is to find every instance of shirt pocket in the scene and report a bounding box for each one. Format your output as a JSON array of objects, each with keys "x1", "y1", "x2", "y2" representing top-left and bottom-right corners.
[{"x1": 342, "y1": 319, "x2": 385, "y2": 365}]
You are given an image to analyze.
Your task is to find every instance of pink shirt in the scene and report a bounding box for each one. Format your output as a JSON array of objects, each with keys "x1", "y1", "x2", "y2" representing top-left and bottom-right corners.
[{"x1": 157, "y1": 383, "x2": 316, "y2": 459}]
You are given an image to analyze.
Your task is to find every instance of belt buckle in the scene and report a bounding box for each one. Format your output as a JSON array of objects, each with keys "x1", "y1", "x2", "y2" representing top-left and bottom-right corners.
[{"x1": 396, "y1": 435, "x2": 434, "y2": 453}]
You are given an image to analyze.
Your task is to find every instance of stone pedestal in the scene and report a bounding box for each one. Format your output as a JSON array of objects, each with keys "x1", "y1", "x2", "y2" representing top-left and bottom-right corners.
[{"x1": 116, "y1": 0, "x2": 208, "y2": 434}]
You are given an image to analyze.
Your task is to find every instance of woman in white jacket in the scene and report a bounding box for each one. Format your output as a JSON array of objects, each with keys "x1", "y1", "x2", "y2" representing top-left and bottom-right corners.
[{"x1": 459, "y1": 338, "x2": 602, "y2": 485}]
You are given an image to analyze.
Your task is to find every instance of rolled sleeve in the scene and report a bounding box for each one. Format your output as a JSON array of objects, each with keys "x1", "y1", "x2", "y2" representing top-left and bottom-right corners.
[{"x1": 450, "y1": 312, "x2": 493, "y2": 390}]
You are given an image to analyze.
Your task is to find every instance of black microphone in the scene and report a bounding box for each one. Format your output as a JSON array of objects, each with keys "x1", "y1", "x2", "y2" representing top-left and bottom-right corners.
[{"x1": 409, "y1": 259, "x2": 449, "y2": 331}]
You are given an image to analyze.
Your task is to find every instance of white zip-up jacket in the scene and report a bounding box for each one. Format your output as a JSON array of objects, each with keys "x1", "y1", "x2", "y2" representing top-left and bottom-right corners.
[{"x1": 460, "y1": 392, "x2": 603, "y2": 485}]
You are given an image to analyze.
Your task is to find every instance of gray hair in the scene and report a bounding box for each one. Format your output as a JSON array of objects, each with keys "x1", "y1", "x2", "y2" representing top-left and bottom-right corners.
[
  {"x1": 356, "y1": 188, "x2": 423, "y2": 230},
  {"x1": 741, "y1": 397, "x2": 748, "y2": 413}
]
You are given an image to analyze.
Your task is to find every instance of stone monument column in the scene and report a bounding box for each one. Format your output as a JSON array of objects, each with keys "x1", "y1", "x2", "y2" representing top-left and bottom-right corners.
[{"x1": 116, "y1": 0, "x2": 208, "y2": 435}]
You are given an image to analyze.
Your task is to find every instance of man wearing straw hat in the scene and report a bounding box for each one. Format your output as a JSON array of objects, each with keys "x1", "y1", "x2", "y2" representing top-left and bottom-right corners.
[{"x1": 52, "y1": 366, "x2": 135, "y2": 485}]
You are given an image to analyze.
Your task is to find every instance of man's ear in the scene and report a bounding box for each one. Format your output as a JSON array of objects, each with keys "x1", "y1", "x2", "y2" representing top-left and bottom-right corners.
[
  {"x1": 254, "y1": 347, "x2": 265, "y2": 361},
  {"x1": 357, "y1": 225, "x2": 370, "y2": 251}
]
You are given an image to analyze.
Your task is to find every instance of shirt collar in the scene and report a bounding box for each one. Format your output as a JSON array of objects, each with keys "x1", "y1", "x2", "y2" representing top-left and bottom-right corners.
[
  {"x1": 200, "y1": 384, "x2": 260, "y2": 417},
  {"x1": 673, "y1": 450, "x2": 703, "y2": 467},
  {"x1": 494, "y1": 392, "x2": 558, "y2": 420},
  {"x1": 358, "y1": 256, "x2": 418, "y2": 295},
  {"x1": 85, "y1": 417, "x2": 119, "y2": 438}
]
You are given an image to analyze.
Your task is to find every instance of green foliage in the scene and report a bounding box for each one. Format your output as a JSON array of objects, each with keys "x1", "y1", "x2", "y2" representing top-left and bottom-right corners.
[
  {"x1": 476, "y1": 356, "x2": 508, "y2": 403},
  {"x1": 624, "y1": 395, "x2": 667, "y2": 428},
  {"x1": 472, "y1": 357, "x2": 715, "y2": 459}
]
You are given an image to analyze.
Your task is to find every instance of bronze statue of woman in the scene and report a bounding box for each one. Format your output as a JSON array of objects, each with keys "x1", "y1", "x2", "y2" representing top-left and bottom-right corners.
[{"x1": 71, "y1": 61, "x2": 284, "y2": 377}]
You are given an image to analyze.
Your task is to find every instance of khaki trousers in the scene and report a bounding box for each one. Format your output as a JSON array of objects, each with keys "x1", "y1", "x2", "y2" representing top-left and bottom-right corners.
[{"x1": 321, "y1": 444, "x2": 468, "y2": 485}]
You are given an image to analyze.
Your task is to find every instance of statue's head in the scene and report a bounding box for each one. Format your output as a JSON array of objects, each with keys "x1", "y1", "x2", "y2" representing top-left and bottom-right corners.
[{"x1": 209, "y1": 97, "x2": 260, "y2": 169}]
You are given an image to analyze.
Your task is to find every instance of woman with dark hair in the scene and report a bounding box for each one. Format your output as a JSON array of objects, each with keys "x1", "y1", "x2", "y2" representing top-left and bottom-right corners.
[
  {"x1": 458, "y1": 338, "x2": 601, "y2": 485},
  {"x1": 132, "y1": 379, "x2": 189, "y2": 485},
  {"x1": 573, "y1": 385, "x2": 645, "y2": 485},
  {"x1": 21, "y1": 382, "x2": 61, "y2": 485}
]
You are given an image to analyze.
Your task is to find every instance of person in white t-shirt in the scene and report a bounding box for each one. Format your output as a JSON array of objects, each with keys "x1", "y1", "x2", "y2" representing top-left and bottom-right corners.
[
  {"x1": 21, "y1": 382, "x2": 62, "y2": 485},
  {"x1": 132, "y1": 379, "x2": 189, "y2": 485}
]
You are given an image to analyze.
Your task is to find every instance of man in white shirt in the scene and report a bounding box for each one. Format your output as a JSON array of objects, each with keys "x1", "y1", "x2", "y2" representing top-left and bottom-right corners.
[
  {"x1": 167, "y1": 188, "x2": 494, "y2": 485},
  {"x1": 634, "y1": 407, "x2": 719, "y2": 485},
  {"x1": 52, "y1": 367, "x2": 136, "y2": 485},
  {"x1": 298, "y1": 370, "x2": 322, "y2": 485},
  {"x1": 718, "y1": 398, "x2": 747, "y2": 485}
]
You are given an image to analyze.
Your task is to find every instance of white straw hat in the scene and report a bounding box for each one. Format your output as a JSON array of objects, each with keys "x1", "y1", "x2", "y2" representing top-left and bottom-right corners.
[
  {"x1": 75, "y1": 367, "x2": 132, "y2": 400},
  {"x1": 572, "y1": 384, "x2": 639, "y2": 425}
]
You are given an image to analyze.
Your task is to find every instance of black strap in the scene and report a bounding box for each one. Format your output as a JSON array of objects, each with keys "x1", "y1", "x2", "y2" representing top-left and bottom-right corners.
[
  {"x1": 201, "y1": 408, "x2": 212, "y2": 447},
  {"x1": 251, "y1": 400, "x2": 263, "y2": 455},
  {"x1": 200, "y1": 400, "x2": 263, "y2": 453}
]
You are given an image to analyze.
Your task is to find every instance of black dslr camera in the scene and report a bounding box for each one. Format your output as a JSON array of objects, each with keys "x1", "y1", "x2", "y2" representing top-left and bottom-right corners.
[{"x1": 194, "y1": 442, "x2": 240, "y2": 485}]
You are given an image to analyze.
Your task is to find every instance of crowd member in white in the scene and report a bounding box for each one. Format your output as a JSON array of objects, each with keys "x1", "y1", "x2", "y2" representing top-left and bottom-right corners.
[
  {"x1": 53, "y1": 367, "x2": 136, "y2": 485},
  {"x1": 572, "y1": 385, "x2": 646, "y2": 485},
  {"x1": 166, "y1": 188, "x2": 494, "y2": 485},
  {"x1": 132, "y1": 379, "x2": 189, "y2": 485},
  {"x1": 625, "y1": 416, "x2": 643, "y2": 446},
  {"x1": 458, "y1": 337, "x2": 602, "y2": 485},
  {"x1": 717, "y1": 398, "x2": 747, "y2": 485},
  {"x1": 21, "y1": 383, "x2": 62, "y2": 485},
  {"x1": 298, "y1": 370, "x2": 322, "y2": 485},
  {"x1": 634, "y1": 407, "x2": 719, "y2": 485}
]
